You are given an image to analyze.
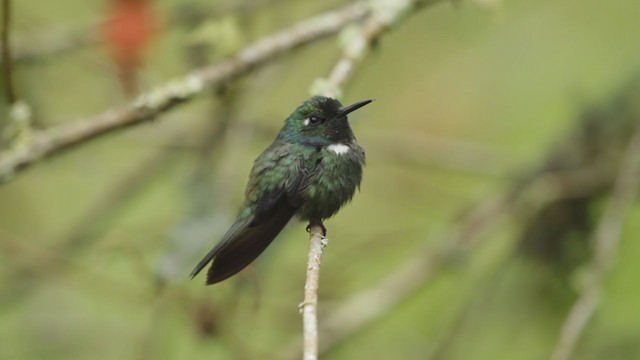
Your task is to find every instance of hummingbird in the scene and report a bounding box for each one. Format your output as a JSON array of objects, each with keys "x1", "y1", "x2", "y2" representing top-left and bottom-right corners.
[{"x1": 190, "y1": 96, "x2": 373, "y2": 285}]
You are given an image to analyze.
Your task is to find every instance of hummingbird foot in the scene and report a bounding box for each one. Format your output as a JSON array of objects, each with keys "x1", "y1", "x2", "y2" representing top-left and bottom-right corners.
[{"x1": 306, "y1": 219, "x2": 327, "y2": 237}]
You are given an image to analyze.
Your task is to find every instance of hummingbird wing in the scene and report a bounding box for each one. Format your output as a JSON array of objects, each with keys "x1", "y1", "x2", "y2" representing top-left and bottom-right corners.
[{"x1": 190, "y1": 141, "x2": 316, "y2": 285}]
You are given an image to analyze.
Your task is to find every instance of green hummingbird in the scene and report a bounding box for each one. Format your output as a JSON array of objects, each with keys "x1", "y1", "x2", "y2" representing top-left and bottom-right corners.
[{"x1": 190, "y1": 96, "x2": 373, "y2": 285}]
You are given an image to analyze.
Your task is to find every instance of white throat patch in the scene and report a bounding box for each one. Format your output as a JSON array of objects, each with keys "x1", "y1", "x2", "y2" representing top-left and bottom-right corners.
[{"x1": 326, "y1": 143, "x2": 350, "y2": 155}]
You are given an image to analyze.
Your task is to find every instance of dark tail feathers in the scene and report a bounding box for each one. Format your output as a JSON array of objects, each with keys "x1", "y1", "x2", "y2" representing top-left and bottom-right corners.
[{"x1": 190, "y1": 203, "x2": 294, "y2": 285}]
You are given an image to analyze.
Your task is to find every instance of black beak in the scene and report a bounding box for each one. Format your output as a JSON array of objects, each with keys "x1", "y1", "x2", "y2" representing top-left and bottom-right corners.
[{"x1": 336, "y1": 99, "x2": 374, "y2": 118}]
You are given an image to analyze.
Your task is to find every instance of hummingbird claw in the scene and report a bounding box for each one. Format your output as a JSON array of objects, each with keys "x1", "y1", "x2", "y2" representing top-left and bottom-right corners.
[{"x1": 306, "y1": 220, "x2": 327, "y2": 237}]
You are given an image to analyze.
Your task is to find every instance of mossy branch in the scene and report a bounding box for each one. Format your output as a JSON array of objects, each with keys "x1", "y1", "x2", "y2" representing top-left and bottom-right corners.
[{"x1": 0, "y1": 1, "x2": 369, "y2": 183}]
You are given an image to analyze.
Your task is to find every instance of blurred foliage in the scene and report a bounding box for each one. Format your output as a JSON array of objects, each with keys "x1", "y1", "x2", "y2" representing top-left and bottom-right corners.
[{"x1": 1, "y1": 0, "x2": 640, "y2": 359}]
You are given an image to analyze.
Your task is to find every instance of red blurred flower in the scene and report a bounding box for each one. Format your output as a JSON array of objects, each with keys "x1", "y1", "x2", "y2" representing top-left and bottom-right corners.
[{"x1": 102, "y1": 0, "x2": 157, "y2": 96}]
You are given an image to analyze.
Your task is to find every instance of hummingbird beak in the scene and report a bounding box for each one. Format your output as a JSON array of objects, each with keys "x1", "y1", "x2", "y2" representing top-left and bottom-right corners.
[{"x1": 336, "y1": 99, "x2": 374, "y2": 118}]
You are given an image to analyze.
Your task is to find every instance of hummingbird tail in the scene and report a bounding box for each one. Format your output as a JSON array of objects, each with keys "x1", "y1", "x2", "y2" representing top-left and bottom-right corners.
[{"x1": 190, "y1": 201, "x2": 295, "y2": 285}]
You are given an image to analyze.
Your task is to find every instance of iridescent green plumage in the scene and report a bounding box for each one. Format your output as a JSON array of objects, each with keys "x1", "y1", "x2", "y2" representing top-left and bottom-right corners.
[{"x1": 190, "y1": 96, "x2": 371, "y2": 285}]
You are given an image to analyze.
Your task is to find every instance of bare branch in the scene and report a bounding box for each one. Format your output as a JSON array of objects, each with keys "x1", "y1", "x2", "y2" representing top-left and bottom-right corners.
[
  {"x1": 319, "y1": 193, "x2": 507, "y2": 353},
  {"x1": 312, "y1": 0, "x2": 446, "y2": 98},
  {"x1": 1, "y1": 0, "x2": 16, "y2": 104},
  {"x1": 549, "y1": 124, "x2": 640, "y2": 360},
  {"x1": 0, "y1": 1, "x2": 369, "y2": 183},
  {"x1": 279, "y1": 192, "x2": 511, "y2": 359},
  {"x1": 0, "y1": 0, "x2": 17, "y2": 104},
  {"x1": 279, "y1": 162, "x2": 614, "y2": 359},
  {"x1": 301, "y1": 222, "x2": 328, "y2": 360}
]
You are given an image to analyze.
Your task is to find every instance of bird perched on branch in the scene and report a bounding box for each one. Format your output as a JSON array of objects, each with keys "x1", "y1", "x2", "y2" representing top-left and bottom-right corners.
[{"x1": 190, "y1": 96, "x2": 373, "y2": 285}]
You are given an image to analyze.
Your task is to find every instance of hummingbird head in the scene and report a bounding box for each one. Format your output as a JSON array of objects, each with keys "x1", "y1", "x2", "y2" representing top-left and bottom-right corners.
[{"x1": 278, "y1": 96, "x2": 373, "y2": 146}]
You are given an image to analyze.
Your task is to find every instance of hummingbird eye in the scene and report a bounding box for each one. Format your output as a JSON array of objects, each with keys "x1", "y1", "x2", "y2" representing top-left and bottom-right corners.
[{"x1": 305, "y1": 116, "x2": 322, "y2": 126}]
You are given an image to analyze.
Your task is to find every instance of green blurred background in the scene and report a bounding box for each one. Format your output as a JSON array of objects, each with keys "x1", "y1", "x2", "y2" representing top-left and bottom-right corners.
[{"x1": 1, "y1": 0, "x2": 640, "y2": 359}]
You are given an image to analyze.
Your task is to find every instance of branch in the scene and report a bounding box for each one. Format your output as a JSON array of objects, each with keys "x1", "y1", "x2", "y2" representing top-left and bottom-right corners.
[
  {"x1": 279, "y1": 192, "x2": 511, "y2": 359},
  {"x1": 320, "y1": 194, "x2": 507, "y2": 354},
  {"x1": 312, "y1": 0, "x2": 446, "y2": 98},
  {"x1": 549, "y1": 123, "x2": 640, "y2": 360},
  {"x1": 0, "y1": 1, "x2": 369, "y2": 183},
  {"x1": 1, "y1": 0, "x2": 16, "y2": 104},
  {"x1": 8, "y1": 0, "x2": 282, "y2": 62},
  {"x1": 301, "y1": 222, "x2": 328, "y2": 360},
  {"x1": 279, "y1": 162, "x2": 613, "y2": 359},
  {"x1": 1, "y1": 0, "x2": 35, "y2": 163},
  {"x1": 0, "y1": 91, "x2": 239, "y2": 306}
]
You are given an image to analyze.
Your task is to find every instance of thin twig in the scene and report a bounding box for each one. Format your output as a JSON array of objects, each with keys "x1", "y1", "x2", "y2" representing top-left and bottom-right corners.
[
  {"x1": 319, "y1": 194, "x2": 507, "y2": 354},
  {"x1": 1, "y1": 0, "x2": 16, "y2": 104},
  {"x1": 279, "y1": 161, "x2": 614, "y2": 359},
  {"x1": 549, "y1": 123, "x2": 640, "y2": 360},
  {"x1": 301, "y1": 223, "x2": 328, "y2": 360},
  {"x1": 0, "y1": 1, "x2": 369, "y2": 183},
  {"x1": 279, "y1": 192, "x2": 511, "y2": 359},
  {"x1": 312, "y1": 0, "x2": 446, "y2": 98},
  {"x1": 1, "y1": 0, "x2": 33, "y2": 154}
]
